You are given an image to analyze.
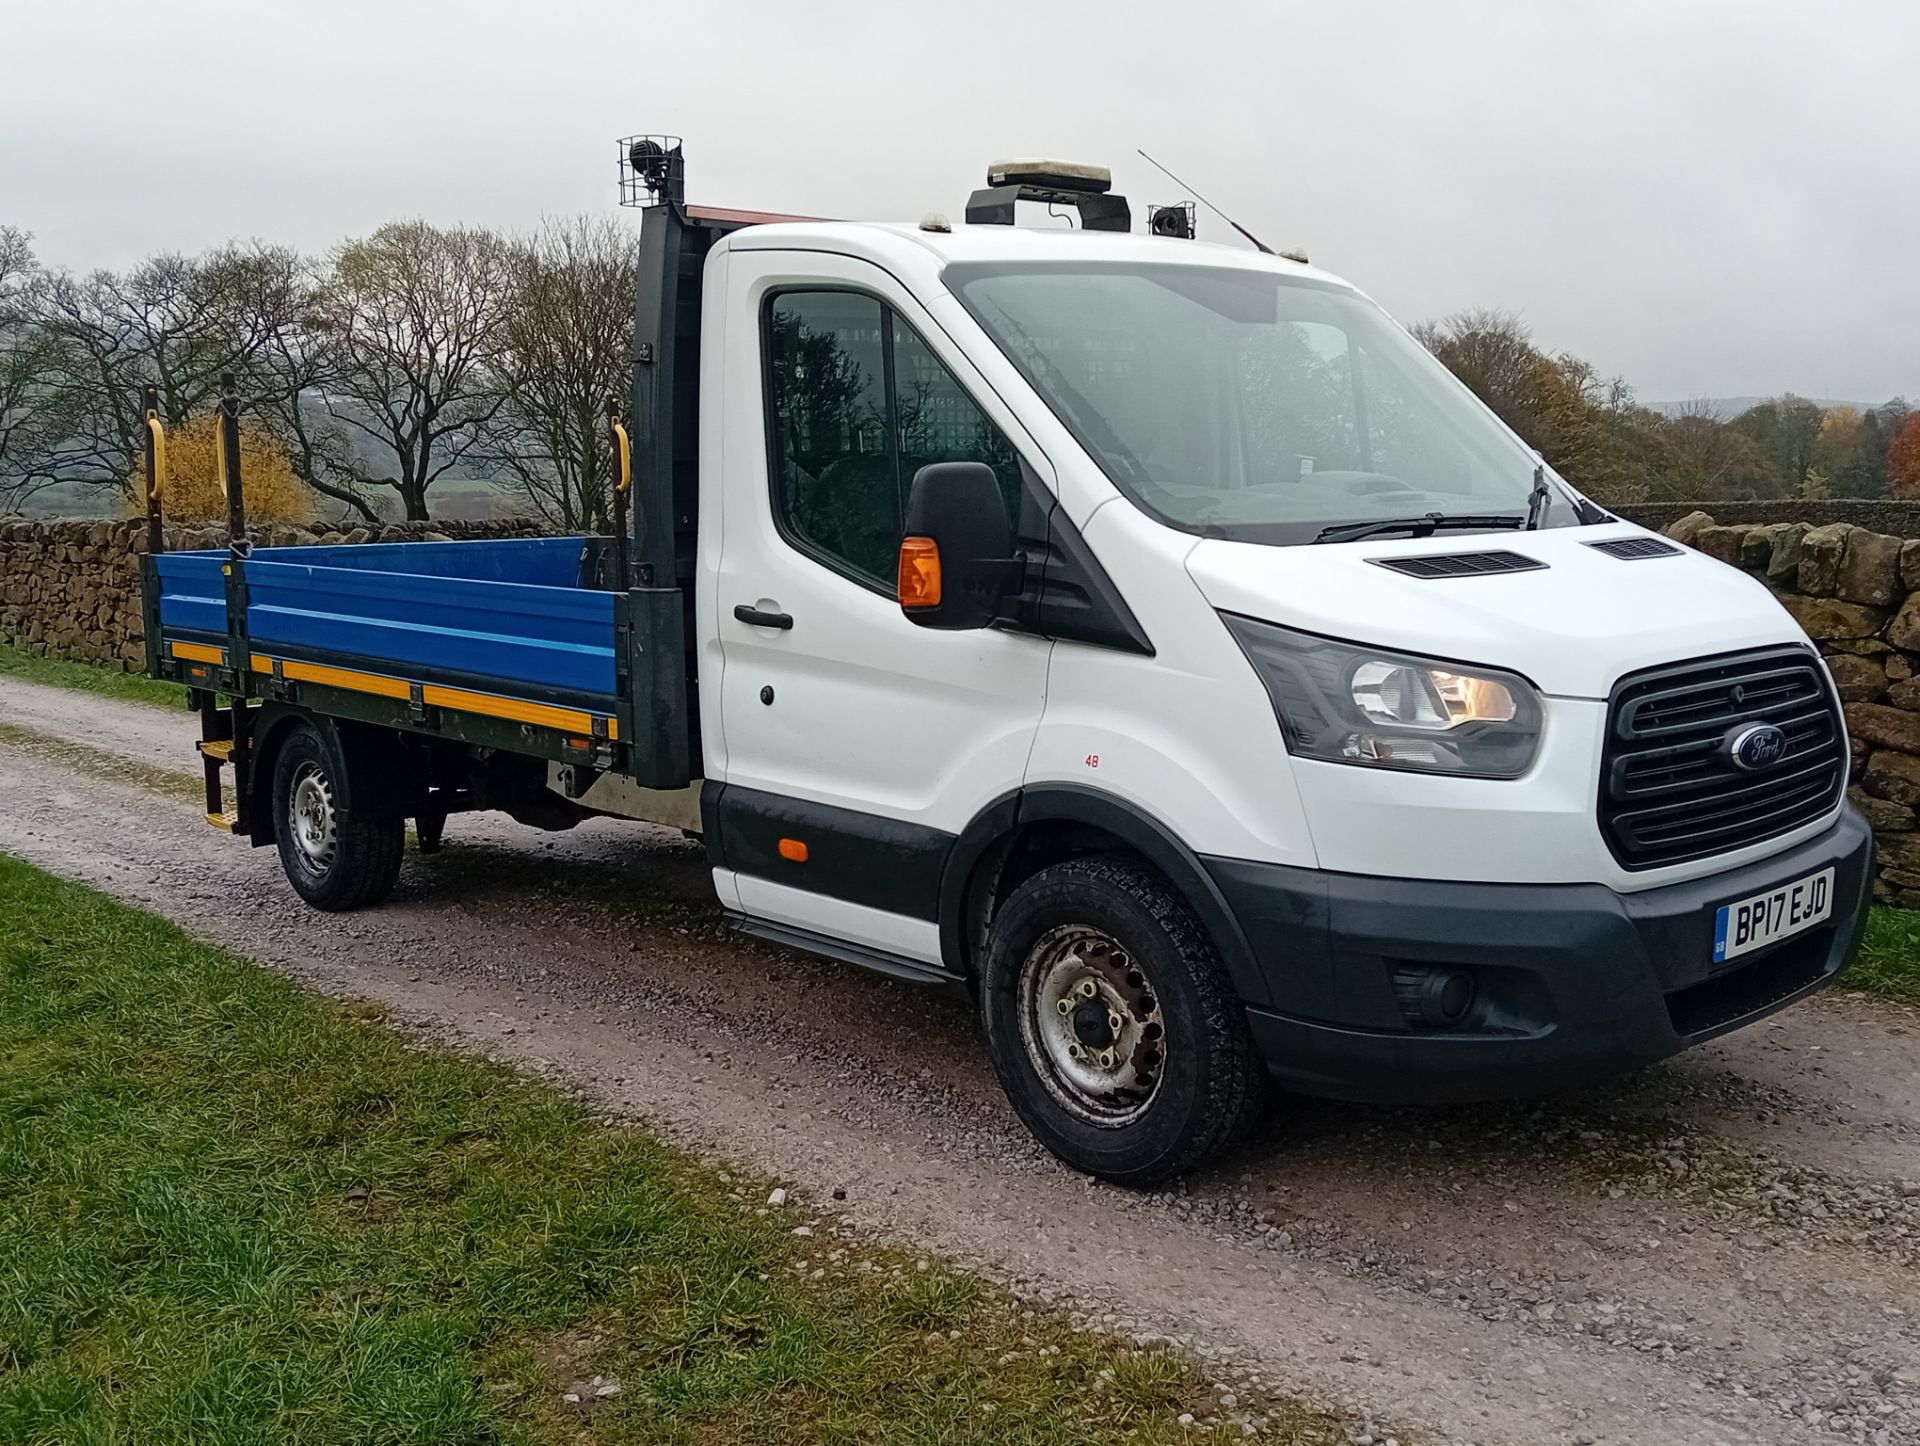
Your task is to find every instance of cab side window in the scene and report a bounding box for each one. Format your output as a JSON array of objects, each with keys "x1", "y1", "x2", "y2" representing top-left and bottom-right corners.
[
  {"x1": 765, "y1": 292, "x2": 895, "y2": 585},
  {"x1": 765, "y1": 290, "x2": 1022, "y2": 592},
  {"x1": 891, "y1": 317, "x2": 1024, "y2": 522}
]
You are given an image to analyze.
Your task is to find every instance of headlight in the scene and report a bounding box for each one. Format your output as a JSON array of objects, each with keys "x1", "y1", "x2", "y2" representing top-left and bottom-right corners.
[{"x1": 1222, "y1": 614, "x2": 1543, "y2": 778}]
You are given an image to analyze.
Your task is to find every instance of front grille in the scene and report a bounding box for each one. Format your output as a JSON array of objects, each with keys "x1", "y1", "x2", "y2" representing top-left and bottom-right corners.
[
  {"x1": 1599, "y1": 647, "x2": 1845, "y2": 869},
  {"x1": 1665, "y1": 930, "x2": 1833, "y2": 1039},
  {"x1": 1368, "y1": 550, "x2": 1547, "y2": 579}
]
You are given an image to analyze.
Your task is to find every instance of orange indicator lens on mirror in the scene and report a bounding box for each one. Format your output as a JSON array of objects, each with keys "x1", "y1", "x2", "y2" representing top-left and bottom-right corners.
[{"x1": 898, "y1": 536, "x2": 942, "y2": 608}]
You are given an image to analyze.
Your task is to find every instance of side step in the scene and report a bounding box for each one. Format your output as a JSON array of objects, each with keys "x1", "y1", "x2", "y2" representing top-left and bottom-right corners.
[
  {"x1": 196, "y1": 697, "x2": 254, "y2": 836},
  {"x1": 726, "y1": 913, "x2": 964, "y2": 989}
]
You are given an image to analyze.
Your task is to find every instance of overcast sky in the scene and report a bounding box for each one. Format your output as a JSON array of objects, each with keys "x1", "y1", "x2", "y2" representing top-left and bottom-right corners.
[{"x1": 4, "y1": 0, "x2": 1913, "y2": 404}]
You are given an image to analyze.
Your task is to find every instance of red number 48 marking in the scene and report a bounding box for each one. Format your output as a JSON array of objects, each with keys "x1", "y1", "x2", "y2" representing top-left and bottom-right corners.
[{"x1": 1084, "y1": 753, "x2": 1100, "y2": 769}]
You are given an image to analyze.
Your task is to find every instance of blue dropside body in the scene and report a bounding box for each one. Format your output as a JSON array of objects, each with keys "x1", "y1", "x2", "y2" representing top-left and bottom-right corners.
[{"x1": 154, "y1": 537, "x2": 618, "y2": 701}]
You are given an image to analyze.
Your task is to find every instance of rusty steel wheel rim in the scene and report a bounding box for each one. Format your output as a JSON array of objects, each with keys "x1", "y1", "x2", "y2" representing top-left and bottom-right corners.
[{"x1": 1017, "y1": 924, "x2": 1166, "y2": 1127}]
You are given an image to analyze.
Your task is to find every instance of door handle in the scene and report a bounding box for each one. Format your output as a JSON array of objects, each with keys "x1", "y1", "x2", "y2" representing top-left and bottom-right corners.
[{"x1": 733, "y1": 604, "x2": 794, "y2": 630}]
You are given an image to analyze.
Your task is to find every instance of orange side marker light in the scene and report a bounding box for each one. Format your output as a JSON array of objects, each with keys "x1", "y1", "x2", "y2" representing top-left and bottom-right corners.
[
  {"x1": 778, "y1": 838, "x2": 809, "y2": 863},
  {"x1": 898, "y1": 536, "x2": 942, "y2": 609}
]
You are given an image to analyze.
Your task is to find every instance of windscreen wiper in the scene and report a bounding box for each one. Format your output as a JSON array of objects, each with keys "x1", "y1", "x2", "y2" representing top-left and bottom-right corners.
[
  {"x1": 1524, "y1": 465, "x2": 1551, "y2": 530},
  {"x1": 1313, "y1": 512, "x2": 1527, "y2": 545}
]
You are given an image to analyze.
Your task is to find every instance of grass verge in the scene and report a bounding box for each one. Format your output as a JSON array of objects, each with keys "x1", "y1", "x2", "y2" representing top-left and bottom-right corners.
[
  {"x1": 0, "y1": 642, "x2": 183, "y2": 708},
  {"x1": 0, "y1": 854, "x2": 1341, "y2": 1445},
  {"x1": 1853, "y1": 907, "x2": 1920, "y2": 1009}
]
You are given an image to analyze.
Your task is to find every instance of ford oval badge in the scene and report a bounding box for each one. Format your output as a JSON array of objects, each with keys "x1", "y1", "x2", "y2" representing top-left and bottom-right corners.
[{"x1": 1726, "y1": 722, "x2": 1788, "y2": 772}]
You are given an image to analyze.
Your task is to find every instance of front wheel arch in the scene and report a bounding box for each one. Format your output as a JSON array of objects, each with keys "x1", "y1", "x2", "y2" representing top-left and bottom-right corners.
[
  {"x1": 978, "y1": 851, "x2": 1264, "y2": 1182},
  {"x1": 939, "y1": 785, "x2": 1275, "y2": 1010}
]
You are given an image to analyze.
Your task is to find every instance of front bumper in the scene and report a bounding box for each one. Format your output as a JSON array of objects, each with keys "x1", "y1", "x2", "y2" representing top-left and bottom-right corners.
[{"x1": 1202, "y1": 807, "x2": 1873, "y2": 1104}]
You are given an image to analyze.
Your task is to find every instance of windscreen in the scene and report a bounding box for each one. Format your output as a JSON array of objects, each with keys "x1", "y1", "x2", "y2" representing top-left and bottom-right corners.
[{"x1": 947, "y1": 261, "x2": 1573, "y2": 545}]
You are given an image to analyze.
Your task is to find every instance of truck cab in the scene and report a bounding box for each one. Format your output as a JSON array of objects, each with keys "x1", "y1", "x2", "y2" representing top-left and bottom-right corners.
[{"x1": 146, "y1": 149, "x2": 1871, "y2": 1183}]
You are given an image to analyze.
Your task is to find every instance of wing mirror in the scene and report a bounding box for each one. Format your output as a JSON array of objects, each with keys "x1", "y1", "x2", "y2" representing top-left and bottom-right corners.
[{"x1": 897, "y1": 462, "x2": 1022, "y2": 630}]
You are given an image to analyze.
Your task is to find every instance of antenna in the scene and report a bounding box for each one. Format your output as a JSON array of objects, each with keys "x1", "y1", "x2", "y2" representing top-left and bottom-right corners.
[{"x1": 1135, "y1": 148, "x2": 1275, "y2": 256}]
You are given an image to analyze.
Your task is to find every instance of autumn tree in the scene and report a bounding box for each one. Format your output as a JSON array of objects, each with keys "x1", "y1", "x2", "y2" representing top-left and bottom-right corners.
[
  {"x1": 126, "y1": 409, "x2": 315, "y2": 525},
  {"x1": 24, "y1": 243, "x2": 307, "y2": 498},
  {"x1": 1652, "y1": 401, "x2": 1775, "y2": 499},
  {"x1": 1890, "y1": 412, "x2": 1920, "y2": 499},
  {"x1": 1413, "y1": 309, "x2": 1660, "y2": 501},
  {"x1": 479, "y1": 216, "x2": 639, "y2": 531},
  {"x1": 1860, "y1": 401, "x2": 1913, "y2": 497},
  {"x1": 1412, "y1": 310, "x2": 1554, "y2": 435},
  {"x1": 1811, "y1": 405, "x2": 1875, "y2": 495},
  {"x1": 1730, "y1": 396, "x2": 1824, "y2": 496},
  {"x1": 307, "y1": 222, "x2": 519, "y2": 520}
]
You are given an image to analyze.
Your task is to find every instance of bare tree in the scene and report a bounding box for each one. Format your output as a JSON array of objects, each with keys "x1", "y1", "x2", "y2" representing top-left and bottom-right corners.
[
  {"x1": 245, "y1": 260, "x2": 385, "y2": 524},
  {"x1": 310, "y1": 221, "x2": 520, "y2": 520},
  {"x1": 1653, "y1": 399, "x2": 1776, "y2": 500},
  {"x1": 24, "y1": 242, "x2": 307, "y2": 498},
  {"x1": 479, "y1": 216, "x2": 639, "y2": 531},
  {"x1": 1411, "y1": 309, "x2": 1545, "y2": 421},
  {"x1": 0, "y1": 227, "x2": 76, "y2": 510}
]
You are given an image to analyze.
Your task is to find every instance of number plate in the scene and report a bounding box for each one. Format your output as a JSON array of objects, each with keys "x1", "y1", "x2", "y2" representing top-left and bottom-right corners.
[{"x1": 1712, "y1": 867, "x2": 1835, "y2": 965}]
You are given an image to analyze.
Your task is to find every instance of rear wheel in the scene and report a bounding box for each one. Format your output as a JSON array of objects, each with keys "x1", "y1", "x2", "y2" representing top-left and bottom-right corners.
[
  {"x1": 980, "y1": 854, "x2": 1263, "y2": 1184},
  {"x1": 271, "y1": 724, "x2": 403, "y2": 911}
]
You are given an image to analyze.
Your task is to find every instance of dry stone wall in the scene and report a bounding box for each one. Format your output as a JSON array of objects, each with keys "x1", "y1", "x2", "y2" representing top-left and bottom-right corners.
[
  {"x1": 1668, "y1": 510, "x2": 1920, "y2": 904},
  {"x1": 0, "y1": 517, "x2": 546, "y2": 672},
  {"x1": 10, "y1": 507, "x2": 1920, "y2": 905},
  {"x1": 1627, "y1": 500, "x2": 1920, "y2": 541}
]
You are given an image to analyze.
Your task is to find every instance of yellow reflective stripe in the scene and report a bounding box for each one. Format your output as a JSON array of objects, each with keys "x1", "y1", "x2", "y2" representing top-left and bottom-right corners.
[
  {"x1": 246, "y1": 654, "x2": 618, "y2": 741},
  {"x1": 285, "y1": 658, "x2": 411, "y2": 699},
  {"x1": 169, "y1": 640, "x2": 225, "y2": 664},
  {"x1": 421, "y1": 683, "x2": 613, "y2": 738}
]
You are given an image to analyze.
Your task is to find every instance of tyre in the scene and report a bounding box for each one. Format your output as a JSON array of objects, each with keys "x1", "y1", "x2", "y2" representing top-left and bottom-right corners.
[
  {"x1": 271, "y1": 723, "x2": 404, "y2": 912},
  {"x1": 979, "y1": 853, "x2": 1264, "y2": 1184}
]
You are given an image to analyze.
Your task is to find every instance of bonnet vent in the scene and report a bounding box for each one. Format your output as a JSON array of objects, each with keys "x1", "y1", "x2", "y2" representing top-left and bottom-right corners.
[
  {"x1": 1368, "y1": 550, "x2": 1548, "y2": 580},
  {"x1": 1585, "y1": 536, "x2": 1683, "y2": 561}
]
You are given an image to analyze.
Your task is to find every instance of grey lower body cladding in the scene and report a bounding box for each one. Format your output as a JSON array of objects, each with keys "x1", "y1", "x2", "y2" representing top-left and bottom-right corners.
[
  {"x1": 1210, "y1": 808, "x2": 1873, "y2": 1104},
  {"x1": 703, "y1": 778, "x2": 1874, "y2": 1105}
]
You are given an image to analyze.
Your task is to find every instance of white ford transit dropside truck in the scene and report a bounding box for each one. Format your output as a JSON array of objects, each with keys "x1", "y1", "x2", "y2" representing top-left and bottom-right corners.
[{"x1": 147, "y1": 146, "x2": 1871, "y2": 1182}]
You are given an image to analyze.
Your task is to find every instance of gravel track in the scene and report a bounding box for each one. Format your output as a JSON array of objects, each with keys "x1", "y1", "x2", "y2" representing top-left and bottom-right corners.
[{"x1": 1, "y1": 677, "x2": 1916, "y2": 1446}]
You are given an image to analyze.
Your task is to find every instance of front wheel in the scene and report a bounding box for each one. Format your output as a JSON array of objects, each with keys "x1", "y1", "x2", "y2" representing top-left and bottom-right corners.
[
  {"x1": 271, "y1": 724, "x2": 404, "y2": 912},
  {"x1": 979, "y1": 854, "x2": 1264, "y2": 1184}
]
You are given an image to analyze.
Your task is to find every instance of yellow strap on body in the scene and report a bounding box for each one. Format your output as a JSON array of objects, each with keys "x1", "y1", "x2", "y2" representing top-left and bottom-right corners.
[
  {"x1": 144, "y1": 412, "x2": 167, "y2": 500},
  {"x1": 611, "y1": 420, "x2": 632, "y2": 494},
  {"x1": 211, "y1": 413, "x2": 228, "y2": 497}
]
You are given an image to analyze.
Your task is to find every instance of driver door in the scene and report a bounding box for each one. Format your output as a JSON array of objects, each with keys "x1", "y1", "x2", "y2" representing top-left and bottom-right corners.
[{"x1": 705, "y1": 248, "x2": 1053, "y2": 965}]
